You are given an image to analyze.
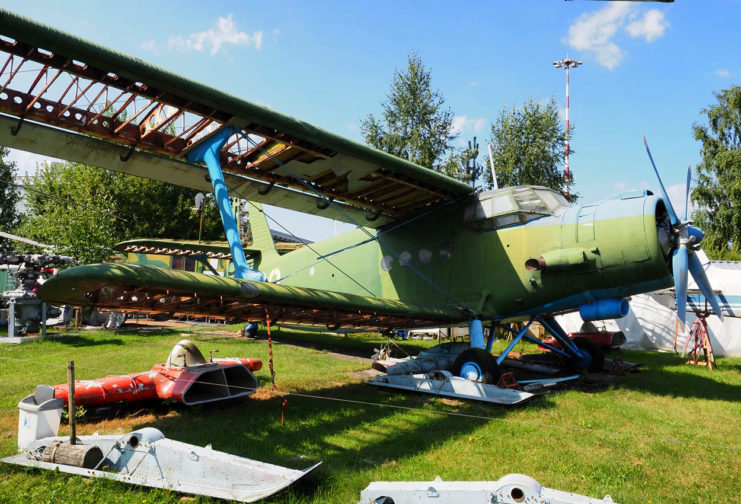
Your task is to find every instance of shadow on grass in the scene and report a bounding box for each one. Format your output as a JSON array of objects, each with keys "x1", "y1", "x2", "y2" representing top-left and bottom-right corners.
[
  {"x1": 619, "y1": 350, "x2": 741, "y2": 401},
  {"x1": 623, "y1": 368, "x2": 741, "y2": 401},
  {"x1": 252, "y1": 328, "x2": 434, "y2": 359},
  {"x1": 49, "y1": 335, "x2": 125, "y2": 347},
  {"x1": 127, "y1": 381, "x2": 540, "y2": 501}
]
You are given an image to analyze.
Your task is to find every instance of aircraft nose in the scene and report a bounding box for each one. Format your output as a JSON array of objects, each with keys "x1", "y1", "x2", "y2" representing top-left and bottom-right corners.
[{"x1": 588, "y1": 193, "x2": 674, "y2": 289}]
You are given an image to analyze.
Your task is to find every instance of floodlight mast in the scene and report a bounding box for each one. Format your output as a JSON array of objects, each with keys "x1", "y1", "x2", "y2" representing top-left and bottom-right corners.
[{"x1": 553, "y1": 56, "x2": 582, "y2": 199}]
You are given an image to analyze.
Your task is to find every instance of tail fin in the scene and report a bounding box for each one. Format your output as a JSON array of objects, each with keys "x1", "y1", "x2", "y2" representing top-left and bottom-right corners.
[{"x1": 247, "y1": 201, "x2": 280, "y2": 267}]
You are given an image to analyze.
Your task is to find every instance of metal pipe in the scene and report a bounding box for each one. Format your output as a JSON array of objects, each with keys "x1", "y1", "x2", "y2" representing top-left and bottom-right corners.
[{"x1": 496, "y1": 317, "x2": 534, "y2": 366}]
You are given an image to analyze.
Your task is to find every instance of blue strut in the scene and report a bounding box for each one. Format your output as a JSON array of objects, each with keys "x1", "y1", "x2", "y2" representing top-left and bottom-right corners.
[
  {"x1": 186, "y1": 128, "x2": 265, "y2": 281},
  {"x1": 468, "y1": 319, "x2": 485, "y2": 349}
]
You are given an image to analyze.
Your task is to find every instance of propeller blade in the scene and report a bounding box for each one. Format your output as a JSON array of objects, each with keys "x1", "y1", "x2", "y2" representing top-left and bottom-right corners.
[
  {"x1": 688, "y1": 252, "x2": 724, "y2": 320},
  {"x1": 673, "y1": 246, "x2": 689, "y2": 327},
  {"x1": 643, "y1": 136, "x2": 680, "y2": 226},
  {"x1": 684, "y1": 164, "x2": 691, "y2": 221}
]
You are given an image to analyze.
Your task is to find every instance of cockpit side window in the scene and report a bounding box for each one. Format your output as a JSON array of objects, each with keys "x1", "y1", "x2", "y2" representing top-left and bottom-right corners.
[{"x1": 463, "y1": 186, "x2": 570, "y2": 231}]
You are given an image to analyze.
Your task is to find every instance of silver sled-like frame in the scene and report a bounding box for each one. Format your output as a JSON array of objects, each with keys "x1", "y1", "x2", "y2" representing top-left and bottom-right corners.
[
  {"x1": 2, "y1": 428, "x2": 320, "y2": 503},
  {"x1": 358, "y1": 474, "x2": 617, "y2": 504},
  {"x1": 368, "y1": 370, "x2": 534, "y2": 405}
]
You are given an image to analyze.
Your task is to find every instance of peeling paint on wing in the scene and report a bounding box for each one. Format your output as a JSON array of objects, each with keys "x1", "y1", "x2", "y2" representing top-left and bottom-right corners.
[
  {"x1": 381, "y1": 255, "x2": 393, "y2": 272},
  {"x1": 399, "y1": 251, "x2": 412, "y2": 267},
  {"x1": 418, "y1": 248, "x2": 432, "y2": 264}
]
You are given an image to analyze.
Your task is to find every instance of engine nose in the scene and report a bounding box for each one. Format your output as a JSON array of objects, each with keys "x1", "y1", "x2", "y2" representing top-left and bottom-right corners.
[{"x1": 588, "y1": 192, "x2": 673, "y2": 294}]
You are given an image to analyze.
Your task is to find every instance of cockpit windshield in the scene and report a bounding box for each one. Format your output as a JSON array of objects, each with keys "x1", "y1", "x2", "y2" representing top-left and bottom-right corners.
[{"x1": 463, "y1": 186, "x2": 570, "y2": 231}]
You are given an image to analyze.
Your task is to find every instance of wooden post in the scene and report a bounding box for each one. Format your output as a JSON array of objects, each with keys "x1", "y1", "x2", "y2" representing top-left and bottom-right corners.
[{"x1": 67, "y1": 360, "x2": 76, "y2": 445}]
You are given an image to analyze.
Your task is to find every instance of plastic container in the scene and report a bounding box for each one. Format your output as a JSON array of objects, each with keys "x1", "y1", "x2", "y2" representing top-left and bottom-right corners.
[{"x1": 17, "y1": 385, "x2": 64, "y2": 451}]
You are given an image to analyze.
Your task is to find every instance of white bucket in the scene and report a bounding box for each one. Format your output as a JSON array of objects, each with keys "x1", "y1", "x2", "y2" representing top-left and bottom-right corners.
[{"x1": 17, "y1": 385, "x2": 64, "y2": 451}]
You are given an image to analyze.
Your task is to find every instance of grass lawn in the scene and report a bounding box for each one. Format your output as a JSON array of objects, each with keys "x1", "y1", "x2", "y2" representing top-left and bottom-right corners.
[{"x1": 0, "y1": 324, "x2": 739, "y2": 504}]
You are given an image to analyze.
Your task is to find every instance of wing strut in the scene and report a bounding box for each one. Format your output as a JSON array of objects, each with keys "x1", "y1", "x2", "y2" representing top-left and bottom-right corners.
[{"x1": 186, "y1": 128, "x2": 265, "y2": 281}]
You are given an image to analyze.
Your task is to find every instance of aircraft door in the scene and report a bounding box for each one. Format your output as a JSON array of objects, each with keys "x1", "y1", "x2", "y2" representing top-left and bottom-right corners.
[{"x1": 577, "y1": 206, "x2": 596, "y2": 242}]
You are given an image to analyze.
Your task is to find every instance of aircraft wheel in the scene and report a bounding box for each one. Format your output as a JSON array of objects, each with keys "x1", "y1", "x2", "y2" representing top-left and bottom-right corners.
[
  {"x1": 569, "y1": 337, "x2": 605, "y2": 373},
  {"x1": 452, "y1": 348, "x2": 500, "y2": 384}
]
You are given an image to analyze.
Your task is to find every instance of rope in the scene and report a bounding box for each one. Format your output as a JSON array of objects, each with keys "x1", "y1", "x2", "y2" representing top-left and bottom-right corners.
[
  {"x1": 0, "y1": 353, "x2": 738, "y2": 452},
  {"x1": 264, "y1": 310, "x2": 277, "y2": 391}
]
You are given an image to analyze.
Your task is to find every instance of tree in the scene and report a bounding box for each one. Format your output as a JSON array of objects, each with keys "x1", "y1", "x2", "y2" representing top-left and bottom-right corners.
[
  {"x1": 20, "y1": 161, "x2": 223, "y2": 264},
  {"x1": 692, "y1": 85, "x2": 741, "y2": 259},
  {"x1": 440, "y1": 136, "x2": 487, "y2": 190},
  {"x1": 486, "y1": 98, "x2": 576, "y2": 200},
  {"x1": 0, "y1": 147, "x2": 22, "y2": 252},
  {"x1": 361, "y1": 51, "x2": 457, "y2": 172}
]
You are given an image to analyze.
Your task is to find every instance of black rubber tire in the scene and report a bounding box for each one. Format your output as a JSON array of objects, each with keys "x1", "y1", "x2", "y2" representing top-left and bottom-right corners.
[
  {"x1": 569, "y1": 337, "x2": 605, "y2": 373},
  {"x1": 452, "y1": 348, "x2": 501, "y2": 384}
]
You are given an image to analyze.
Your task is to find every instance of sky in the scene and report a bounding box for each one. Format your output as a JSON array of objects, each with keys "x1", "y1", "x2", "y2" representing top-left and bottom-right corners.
[{"x1": 2, "y1": 1, "x2": 740, "y2": 241}]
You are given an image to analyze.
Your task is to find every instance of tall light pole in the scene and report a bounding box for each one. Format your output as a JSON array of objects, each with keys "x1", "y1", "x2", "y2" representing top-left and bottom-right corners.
[{"x1": 553, "y1": 56, "x2": 582, "y2": 199}]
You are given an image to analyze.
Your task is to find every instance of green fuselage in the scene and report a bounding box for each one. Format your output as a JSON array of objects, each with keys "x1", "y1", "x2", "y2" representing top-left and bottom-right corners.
[{"x1": 255, "y1": 188, "x2": 673, "y2": 320}]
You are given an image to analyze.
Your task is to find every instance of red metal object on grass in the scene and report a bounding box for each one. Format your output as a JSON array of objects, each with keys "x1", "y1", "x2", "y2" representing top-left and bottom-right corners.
[
  {"x1": 540, "y1": 331, "x2": 627, "y2": 351},
  {"x1": 52, "y1": 340, "x2": 262, "y2": 407}
]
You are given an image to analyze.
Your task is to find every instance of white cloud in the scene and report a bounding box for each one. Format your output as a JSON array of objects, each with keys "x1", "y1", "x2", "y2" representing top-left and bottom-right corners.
[
  {"x1": 625, "y1": 9, "x2": 669, "y2": 43},
  {"x1": 565, "y1": 4, "x2": 668, "y2": 70},
  {"x1": 716, "y1": 69, "x2": 731, "y2": 78},
  {"x1": 6, "y1": 149, "x2": 60, "y2": 176},
  {"x1": 139, "y1": 38, "x2": 158, "y2": 54},
  {"x1": 613, "y1": 182, "x2": 627, "y2": 192},
  {"x1": 451, "y1": 115, "x2": 487, "y2": 136},
  {"x1": 566, "y1": 4, "x2": 631, "y2": 70},
  {"x1": 168, "y1": 14, "x2": 263, "y2": 56}
]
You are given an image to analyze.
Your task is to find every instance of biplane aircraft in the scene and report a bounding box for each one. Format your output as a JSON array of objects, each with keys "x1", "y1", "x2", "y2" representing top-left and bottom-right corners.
[{"x1": 0, "y1": 9, "x2": 721, "y2": 381}]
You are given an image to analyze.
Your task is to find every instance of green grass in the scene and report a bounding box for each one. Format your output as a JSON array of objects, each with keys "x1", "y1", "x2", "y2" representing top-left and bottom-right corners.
[{"x1": 0, "y1": 326, "x2": 739, "y2": 504}]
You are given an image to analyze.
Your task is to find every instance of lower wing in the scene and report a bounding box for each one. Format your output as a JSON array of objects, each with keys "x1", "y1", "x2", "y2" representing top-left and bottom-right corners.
[{"x1": 39, "y1": 264, "x2": 466, "y2": 330}]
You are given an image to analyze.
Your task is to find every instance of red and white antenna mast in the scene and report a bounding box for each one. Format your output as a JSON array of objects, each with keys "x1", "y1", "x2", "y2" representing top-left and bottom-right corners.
[{"x1": 553, "y1": 56, "x2": 582, "y2": 199}]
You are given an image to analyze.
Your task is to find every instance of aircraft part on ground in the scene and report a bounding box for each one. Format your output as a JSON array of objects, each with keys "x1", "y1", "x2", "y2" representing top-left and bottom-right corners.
[
  {"x1": 358, "y1": 474, "x2": 617, "y2": 504},
  {"x1": 1, "y1": 253, "x2": 72, "y2": 336},
  {"x1": 377, "y1": 342, "x2": 468, "y2": 375},
  {"x1": 0, "y1": 9, "x2": 471, "y2": 226},
  {"x1": 3, "y1": 427, "x2": 321, "y2": 503},
  {"x1": 50, "y1": 340, "x2": 261, "y2": 407},
  {"x1": 368, "y1": 371, "x2": 534, "y2": 406},
  {"x1": 38, "y1": 263, "x2": 467, "y2": 330}
]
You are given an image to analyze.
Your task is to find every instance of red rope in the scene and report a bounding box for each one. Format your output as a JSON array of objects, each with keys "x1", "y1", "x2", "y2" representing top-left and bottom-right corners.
[
  {"x1": 265, "y1": 310, "x2": 288, "y2": 424},
  {"x1": 265, "y1": 310, "x2": 277, "y2": 391}
]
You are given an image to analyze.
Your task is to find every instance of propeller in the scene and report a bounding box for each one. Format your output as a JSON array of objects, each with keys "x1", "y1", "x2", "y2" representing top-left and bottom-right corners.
[{"x1": 642, "y1": 137, "x2": 724, "y2": 328}]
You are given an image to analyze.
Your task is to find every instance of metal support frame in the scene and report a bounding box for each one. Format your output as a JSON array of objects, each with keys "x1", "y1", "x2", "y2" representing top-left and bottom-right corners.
[
  {"x1": 495, "y1": 317, "x2": 534, "y2": 366},
  {"x1": 186, "y1": 128, "x2": 265, "y2": 281},
  {"x1": 538, "y1": 316, "x2": 583, "y2": 357},
  {"x1": 7, "y1": 298, "x2": 15, "y2": 337},
  {"x1": 491, "y1": 315, "x2": 585, "y2": 367}
]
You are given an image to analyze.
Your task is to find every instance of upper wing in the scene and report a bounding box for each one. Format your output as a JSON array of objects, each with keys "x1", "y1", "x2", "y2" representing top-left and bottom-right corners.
[
  {"x1": 0, "y1": 9, "x2": 472, "y2": 228},
  {"x1": 38, "y1": 264, "x2": 467, "y2": 330}
]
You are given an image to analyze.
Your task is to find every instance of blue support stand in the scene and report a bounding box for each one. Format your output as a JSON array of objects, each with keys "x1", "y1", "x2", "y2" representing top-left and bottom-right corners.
[
  {"x1": 468, "y1": 319, "x2": 485, "y2": 349},
  {"x1": 187, "y1": 128, "x2": 265, "y2": 281}
]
